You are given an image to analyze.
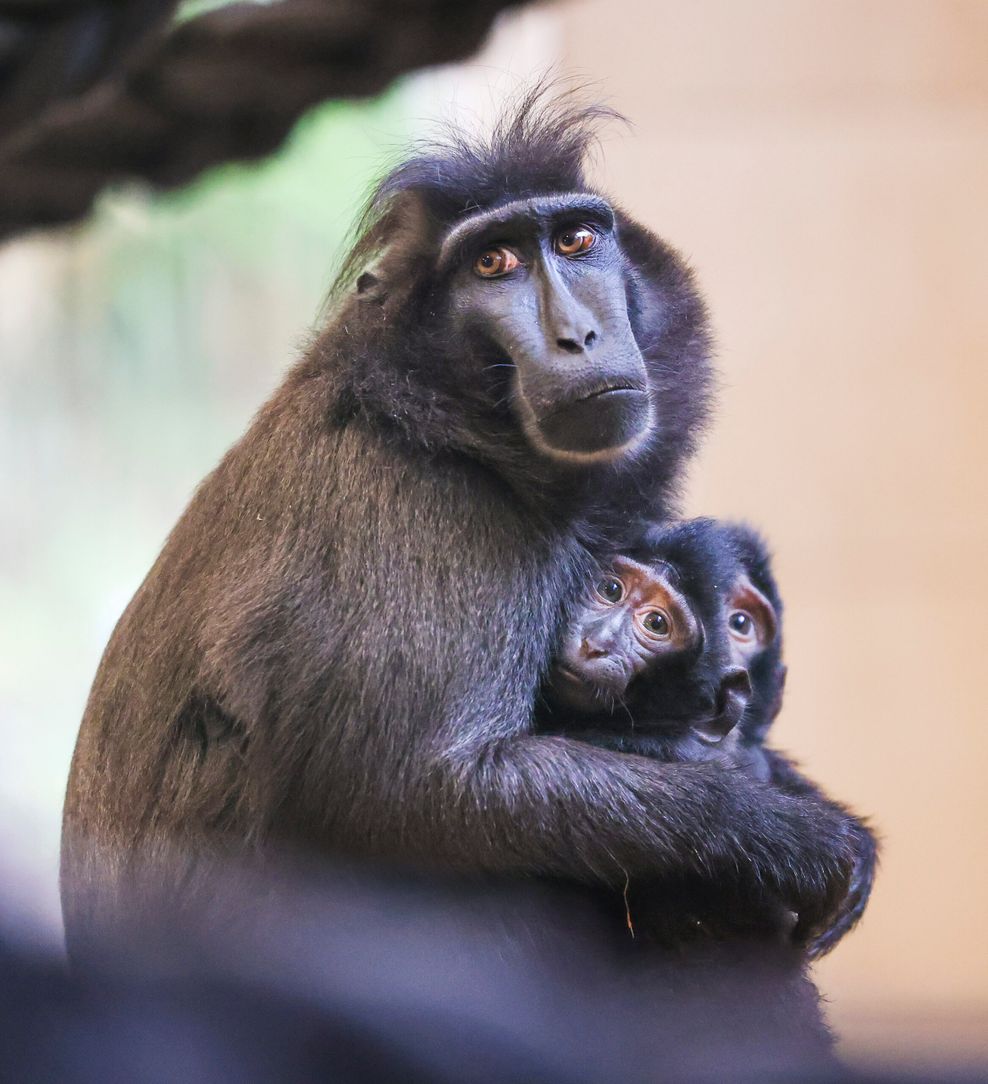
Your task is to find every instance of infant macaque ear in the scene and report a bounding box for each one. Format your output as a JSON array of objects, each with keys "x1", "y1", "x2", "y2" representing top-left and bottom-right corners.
[{"x1": 693, "y1": 669, "x2": 752, "y2": 744}]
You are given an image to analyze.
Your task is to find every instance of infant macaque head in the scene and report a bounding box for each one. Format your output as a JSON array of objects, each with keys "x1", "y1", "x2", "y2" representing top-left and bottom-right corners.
[
  {"x1": 548, "y1": 519, "x2": 782, "y2": 746},
  {"x1": 720, "y1": 522, "x2": 787, "y2": 740}
]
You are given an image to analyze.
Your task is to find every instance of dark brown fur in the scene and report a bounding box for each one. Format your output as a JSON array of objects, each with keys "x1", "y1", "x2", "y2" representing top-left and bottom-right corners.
[{"x1": 61, "y1": 93, "x2": 861, "y2": 956}]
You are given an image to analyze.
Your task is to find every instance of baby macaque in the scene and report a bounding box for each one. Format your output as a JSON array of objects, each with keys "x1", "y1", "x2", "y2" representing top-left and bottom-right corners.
[
  {"x1": 541, "y1": 518, "x2": 784, "y2": 776},
  {"x1": 541, "y1": 519, "x2": 876, "y2": 955}
]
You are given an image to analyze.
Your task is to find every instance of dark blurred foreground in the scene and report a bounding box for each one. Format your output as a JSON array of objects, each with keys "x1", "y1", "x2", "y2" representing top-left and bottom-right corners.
[{"x1": 0, "y1": 862, "x2": 982, "y2": 1083}]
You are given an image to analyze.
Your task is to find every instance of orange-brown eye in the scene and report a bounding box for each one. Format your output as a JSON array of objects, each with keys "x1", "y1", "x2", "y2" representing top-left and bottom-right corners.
[
  {"x1": 474, "y1": 247, "x2": 519, "y2": 278},
  {"x1": 642, "y1": 611, "x2": 671, "y2": 637},
  {"x1": 596, "y1": 577, "x2": 623, "y2": 603},
  {"x1": 729, "y1": 611, "x2": 754, "y2": 638},
  {"x1": 555, "y1": 226, "x2": 596, "y2": 257}
]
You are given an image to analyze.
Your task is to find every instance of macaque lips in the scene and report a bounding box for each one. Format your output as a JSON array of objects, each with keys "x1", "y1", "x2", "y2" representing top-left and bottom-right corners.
[{"x1": 537, "y1": 387, "x2": 653, "y2": 457}]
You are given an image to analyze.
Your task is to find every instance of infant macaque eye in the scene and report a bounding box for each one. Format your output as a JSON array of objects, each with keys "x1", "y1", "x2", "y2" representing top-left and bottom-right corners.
[
  {"x1": 596, "y1": 578, "x2": 623, "y2": 603},
  {"x1": 642, "y1": 611, "x2": 670, "y2": 636},
  {"x1": 729, "y1": 611, "x2": 754, "y2": 636}
]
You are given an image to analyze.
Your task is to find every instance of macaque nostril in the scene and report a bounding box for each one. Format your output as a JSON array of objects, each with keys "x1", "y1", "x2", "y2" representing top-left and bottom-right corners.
[
  {"x1": 718, "y1": 669, "x2": 753, "y2": 708},
  {"x1": 580, "y1": 638, "x2": 609, "y2": 660},
  {"x1": 556, "y1": 337, "x2": 583, "y2": 354},
  {"x1": 584, "y1": 330, "x2": 597, "y2": 348}
]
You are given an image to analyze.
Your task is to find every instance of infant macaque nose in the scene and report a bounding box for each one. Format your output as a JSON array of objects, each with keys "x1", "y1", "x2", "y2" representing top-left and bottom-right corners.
[
  {"x1": 693, "y1": 669, "x2": 753, "y2": 745},
  {"x1": 715, "y1": 669, "x2": 753, "y2": 728},
  {"x1": 580, "y1": 637, "x2": 610, "y2": 660}
]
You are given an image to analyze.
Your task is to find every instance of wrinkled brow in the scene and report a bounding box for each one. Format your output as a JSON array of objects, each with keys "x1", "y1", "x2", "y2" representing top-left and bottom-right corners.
[
  {"x1": 437, "y1": 192, "x2": 614, "y2": 268},
  {"x1": 612, "y1": 554, "x2": 681, "y2": 587}
]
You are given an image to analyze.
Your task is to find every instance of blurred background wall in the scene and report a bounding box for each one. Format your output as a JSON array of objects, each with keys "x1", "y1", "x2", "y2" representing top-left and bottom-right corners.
[
  {"x1": 556, "y1": 0, "x2": 988, "y2": 1069},
  {"x1": 0, "y1": 0, "x2": 985, "y2": 1071}
]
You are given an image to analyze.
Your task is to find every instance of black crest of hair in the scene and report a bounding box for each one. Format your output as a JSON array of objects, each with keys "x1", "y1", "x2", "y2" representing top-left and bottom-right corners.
[
  {"x1": 61, "y1": 87, "x2": 871, "y2": 975},
  {"x1": 360, "y1": 88, "x2": 620, "y2": 240}
]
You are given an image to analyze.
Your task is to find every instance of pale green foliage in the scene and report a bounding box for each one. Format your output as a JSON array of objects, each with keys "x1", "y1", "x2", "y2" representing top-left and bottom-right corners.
[{"x1": 0, "y1": 93, "x2": 408, "y2": 887}]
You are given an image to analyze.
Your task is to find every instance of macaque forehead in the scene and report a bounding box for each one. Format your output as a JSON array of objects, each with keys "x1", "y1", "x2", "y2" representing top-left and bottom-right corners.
[
  {"x1": 610, "y1": 554, "x2": 674, "y2": 604},
  {"x1": 437, "y1": 192, "x2": 615, "y2": 267},
  {"x1": 607, "y1": 555, "x2": 700, "y2": 647}
]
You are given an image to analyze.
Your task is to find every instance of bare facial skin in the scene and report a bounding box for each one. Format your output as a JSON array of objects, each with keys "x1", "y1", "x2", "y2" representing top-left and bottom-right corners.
[
  {"x1": 549, "y1": 556, "x2": 699, "y2": 713},
  {"x1": 725, "y1": 575, "x2": 778, "y2": 668},
  {"x1": 444, "y1": 194, "x2": 653, "y2": 462}
]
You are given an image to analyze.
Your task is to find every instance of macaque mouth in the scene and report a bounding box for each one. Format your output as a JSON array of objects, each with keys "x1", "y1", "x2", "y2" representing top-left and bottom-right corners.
[
  {"x1": 536, "y1": 381, "x2": 653, "y2": 458},
  {"x1": 543, "y1": 379, "x2": 648, "y2": 418},
  {"x1": 691, "y1": 672, "x2": 753, "y2": 744},
  {"x1": 576, "y1": 380, "x2": 645, "y2": 403},
  {"x1": 554, "y1": 665, "x2": 610, "y2": 694},
  {"x1": 550, "y1": 665, "x2": 627, "y2": 712},
  {"x1": 690, "y1": 713, "x2": 737, "y2": 745}
]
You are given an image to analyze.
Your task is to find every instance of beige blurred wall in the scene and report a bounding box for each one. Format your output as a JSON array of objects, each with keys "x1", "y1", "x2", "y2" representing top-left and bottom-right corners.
[
  {"x1": 1, "y1": 0, "x2": 983, "y2": 1064},
  {"x1": 554, "y1": 0, "x2": 988, "y2": 1061}
]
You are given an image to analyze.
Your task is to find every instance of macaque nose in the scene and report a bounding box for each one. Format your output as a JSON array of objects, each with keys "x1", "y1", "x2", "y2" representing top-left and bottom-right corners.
[
  {"x1": 556, "y1": 329, "x2": 598, "y2": 355},
  {"x1": 546, "y1": 276, "x2": 599, "y2": 357},
  {"x1": 580, "y1": 636, "x2": 609, "y2": 660},
  {"x1": 715, "y1": 669, "x2": 753, "y2": 726},
  {"x1": 693, "y1": 669, "x2": 753, "y2": 745}
]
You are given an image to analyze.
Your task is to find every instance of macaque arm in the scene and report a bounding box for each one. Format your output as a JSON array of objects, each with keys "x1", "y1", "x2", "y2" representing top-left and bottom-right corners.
[
  {"x1": 403, "y1": 733, "x2": 858, "y2": 933},
  {"x1": 760, "y1": 747, "x2": 878, "y2": 956}
]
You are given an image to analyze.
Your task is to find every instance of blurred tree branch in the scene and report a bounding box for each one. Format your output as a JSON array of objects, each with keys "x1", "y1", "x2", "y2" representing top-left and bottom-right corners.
[{"x1": 0, "y1": 0, "x2": 528, "y2": 244}]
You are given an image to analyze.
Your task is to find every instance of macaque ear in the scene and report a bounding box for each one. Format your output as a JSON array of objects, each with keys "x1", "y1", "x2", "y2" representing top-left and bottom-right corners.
[
  {"x1": 728, "y1": 575, "x2": 778, "y2": 648},
  {"x1": 350, "y1": 193, "x2": 434, "y2": 309},
  {"x1": 355, "y1": 270, "x2": 383, "y2": 298}
]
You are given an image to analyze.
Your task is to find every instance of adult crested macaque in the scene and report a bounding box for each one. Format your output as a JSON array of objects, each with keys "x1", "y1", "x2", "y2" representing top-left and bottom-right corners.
[
  {"x1": 61, "y1": 92, "x2": 867, "y2": 958},
  {"x1": 540, "y1": 518, "x2": 877, "y2": 954}
]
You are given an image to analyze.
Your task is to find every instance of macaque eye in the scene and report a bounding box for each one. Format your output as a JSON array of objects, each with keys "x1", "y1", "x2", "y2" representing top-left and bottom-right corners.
[
  {"x1": 554, "y1": 226, "x2": 596, "y2": 257},
  {"x1": 474, "y1": 247, "x2": 519, "y2": 278},
  {"x1": 596, "y1": 577, "x2": 623, "y2": 603},
  {"x1": 642, "y1": 611, "x2": 671, "y2": 637},
  {"x1": 729, "y1": 611, "x2": 754, "y2": 637}
]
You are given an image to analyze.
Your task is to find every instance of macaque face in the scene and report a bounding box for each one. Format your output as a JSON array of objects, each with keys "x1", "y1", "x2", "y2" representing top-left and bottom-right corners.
[{"x1": 548, "y1": 555, "x2": 700, "y2": 714}]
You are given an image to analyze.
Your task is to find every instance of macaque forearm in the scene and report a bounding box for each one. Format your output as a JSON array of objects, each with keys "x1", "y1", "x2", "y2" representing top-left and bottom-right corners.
[{"x1": 410, "y1": 735, "x2": 856, "y2": 932}]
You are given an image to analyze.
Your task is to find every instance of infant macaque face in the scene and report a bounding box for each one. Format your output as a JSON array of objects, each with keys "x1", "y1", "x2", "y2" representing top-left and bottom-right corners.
[
  {"x1": 550, "y1": 555, "x2": 700, "y2": 712},
  {"x1": 548, "y1": 547, "x2": 778, "y2": 745}
]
